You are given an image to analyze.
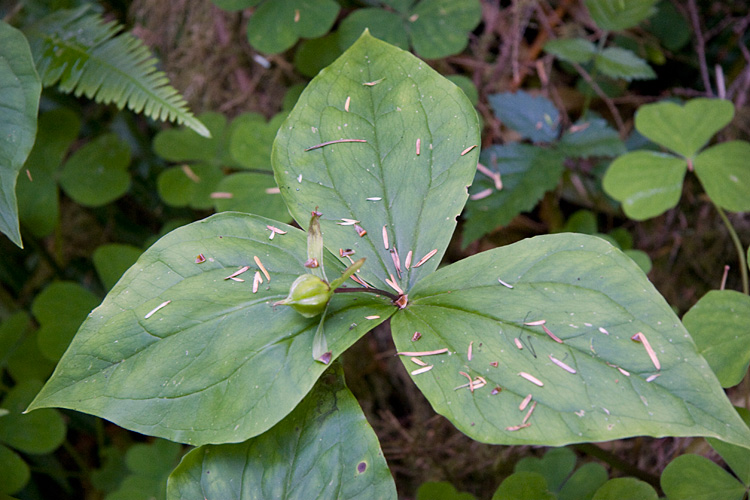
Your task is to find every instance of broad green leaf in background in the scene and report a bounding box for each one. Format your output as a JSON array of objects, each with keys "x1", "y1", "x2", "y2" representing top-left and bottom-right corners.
[
  {"x1": 166, "y1": 364, "x2": 396, "y2": 500},
  {"x1": 634, "y1": 99, "x2": 734, "y2": 159},
  {"x1": 27, "y1": 213, "x2": 395, "y2": 445},
  {"x1": 0, "y1": 311, "x2": 30, "y2": 366},
  {"x1": 106, "y1": 439, "x2": 182, "y2": 500},
  {"x1": 32, "y1": 281, "x2": 101, "y2": 362},
  {"x1": 693, "y1": 141, "x2": 750, "y2": 213},
  {"x1": 273, "y1": 32, "x2": 480, "y2": 292},
  {"x1": 602, "y1": 151, "x2": 686, "y2": 220},
  {"x1": 5, "y1": 330, "x2": 55, "y2": 384},
  {"x1": 16, "y1": 108, "x2": 80, "y2": 238},
  {"x1": 462, "y1": 144, "x2": 565, "y2": 246},
  {"x1": 416, "y1": 481, "x2": 476, "y2": 500},
  {"x1": 409, "y1": 0, "x2": 482, "y2": 59},
  {"x1": 91, "y1": 447, "x2": 129, "y2": 494},
  {"x1": 58, "y1": 133, "x2": 131, "y2": 207},
  {"x1": 594, "y1": 47, "x2": 656, "y2": 81},
  {"x1": 294, "y1": 32, "x2": 343, "y2": 77},
  {"x1": 544, "y1": 38, "x2": 597, "y2": 64},
  {"x1": 584, "y1": 0, "x2": 658, "y2": 31},
  {"x1": 246, "y1": 0, "x2": 340, "y2": 54},
  {"x1": 157, "y1": 164, "x2": 223, "y2": 210},
  {"x1": 337, "y1": 8, "x2": 410, "y2": 52},
  {"x1": 0, "y1": 379, "x2": 66, "y2": 455},
  {"x1": 153, "y1": 112, "x2": 235, "y2": 167},
  {"x1": 489, "y1": 91, "x2": 560, "y2": 143},
  {"x1": 708, "y1": 408, "x2": 750, "y2": 487},
  {"x1": 446, "y1": 75, "x2": 479, "y2": 106},
  {"x1": 0, "y1": 21, "x2": 41, "y2": 248},
  {"x1": 683, "y1": 290, "x2": 750, "y2": 388},
  {"x1": 661, "y1": 454, "x2": 747, "y2": 500},
  {"x1": 646, "y1": 1, "x2": 691, "y2": 52},
  {"x1": 391, "y1": 233, "x2": 750, "y2": 449},
  {"x1": 337, "y1": 0, "x2": 481, "y2": 60},
  {"x1": 558, "y1": 119, "x2": 626, "y2": 159},
  {"x1": 212, "y1": 173, "x2": 290, "y2": 221},
  {"x1": 515, "y1": 447, "x2": 576, "y2": 492},
  {"x1": 591, "y1": 478, "x2": 657, "y2": 500},
  {"x1": 558, "y1": 463, "x2": 608, "y2": 500},
  {"x1": 0, "y1": 444, "x2": 29, "y2": 495},
  {"x1": 93, "y1": 243, "x2": 144, "y2": 290},
  {"x1": 228, "y1": 112, "x2": 286, "y2": 171},
  {"x1": 492, "y1": 472, "x2": 555, "y2": 500}
]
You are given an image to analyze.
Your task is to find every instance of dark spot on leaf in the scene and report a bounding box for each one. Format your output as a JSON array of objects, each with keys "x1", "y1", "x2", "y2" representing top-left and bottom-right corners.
[{"x1": 357, "y1": 461, "x2": 367, "y2": 473}]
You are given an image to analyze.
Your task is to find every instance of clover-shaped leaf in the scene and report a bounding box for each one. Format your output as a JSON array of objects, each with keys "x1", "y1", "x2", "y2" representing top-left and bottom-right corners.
[
  {"x1": 59, "y1": 133, "x2": 131, "y2": 207},
  {"x1": 603, "y1": 99, "x2": 741, "y2": 219},
  {"x1": 337, "y1": 0, "x2": 481, "y2": 60},
  {"x1": 93, "y1": 243, "x2": 144, "y2": 291},
  {"x1": 683, "y1": 290, "x2": 750, "y2": 388},
  {"x1": 32, "y1": 281, "x2": 101, "y2": 362},
  {"x1": 273, "y1": 31, "x2": 480, "y2": 292},
  {"x1": 166, "y1": 364, "x2": 396, "y2": 500},
  {"x1": 635, "y1": 99, "x2": 734, "y2": 159},
  {"x1": 246, "y1": 0, "x2": 340, "y2": 55}
]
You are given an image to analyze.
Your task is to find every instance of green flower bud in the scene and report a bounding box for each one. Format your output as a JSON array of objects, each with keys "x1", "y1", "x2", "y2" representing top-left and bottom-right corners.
[{"x1": 274, "y1": 274, "x2": 332, "y2": 318}]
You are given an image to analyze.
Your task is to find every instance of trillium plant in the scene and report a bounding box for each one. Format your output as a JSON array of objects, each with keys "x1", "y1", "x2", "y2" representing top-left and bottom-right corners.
[{"x1": 27, "y1": 33, "x2": 750, "y2": 497}]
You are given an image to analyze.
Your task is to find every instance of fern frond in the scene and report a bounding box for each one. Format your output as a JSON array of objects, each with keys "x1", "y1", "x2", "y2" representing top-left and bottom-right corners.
[{"x1": 25, "y1": 6, "x2": 210, "y2": 137}]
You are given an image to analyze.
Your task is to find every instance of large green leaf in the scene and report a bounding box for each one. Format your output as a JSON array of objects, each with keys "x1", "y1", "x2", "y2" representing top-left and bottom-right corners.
[
  {"x1": 683, "y1": 290, "x2": 750, "y2": 388},
  {"x1": 27, "y1": 213, "x2": 396, "y2": 445},
  {"x1": 246, "y1": 0, "x2": 340, "y2": 54},
  {"x1": 391, "y1": 233, "x2": 750, "y2": 448},
  {"x1": 0, "y1": 21, "x2": 41, "y2": 248},
  {"x1": 694, "y1": 141, "x2": 750, "y2": 213},
  {"x1": 228, "y1": 112, "x2": 286, "y2": 171},
  {"x1": 462, "y1": 144, "x2": 565, "y2": 246},
  {"x1": 273, "y1": 32, "x2": 480, "y2": 292},
  {"x1": 602, "y1": 151, "x2": 686, "y2": 220},
  {"x1": 166, "y1": 364, "x2": 396, "y2": 500},
  {"x1": 584, "y1": 0, "x2": 658, "y2": 31},
  {"x1": 634, "y1": 99, "x2": 735, "y2": 159}
]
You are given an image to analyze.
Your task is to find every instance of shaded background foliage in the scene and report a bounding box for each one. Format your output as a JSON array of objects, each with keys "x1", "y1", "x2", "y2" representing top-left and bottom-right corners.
[{"x1": 1, "y1": 0, "x2": 750, "y2": 498}]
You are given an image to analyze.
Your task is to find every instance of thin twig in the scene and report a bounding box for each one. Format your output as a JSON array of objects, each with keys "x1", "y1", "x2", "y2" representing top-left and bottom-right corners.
[
  {"x1": 334, "y1": 286, "x2": 400, "y2": 302},
  {"x1": 687, "y1": 0, "x2": 714, "y2": 96},
  {"x1": 571, "y1": 62, "x2": 626, "y2": 138}
]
